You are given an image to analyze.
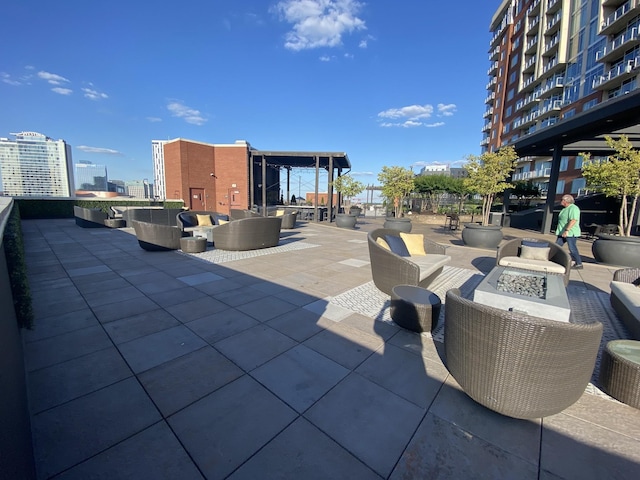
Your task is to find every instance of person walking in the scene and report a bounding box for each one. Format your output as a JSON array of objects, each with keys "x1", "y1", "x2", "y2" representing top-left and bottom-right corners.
[{"x1": 555, "y1": 194, "x2": 583, "y2": 269}]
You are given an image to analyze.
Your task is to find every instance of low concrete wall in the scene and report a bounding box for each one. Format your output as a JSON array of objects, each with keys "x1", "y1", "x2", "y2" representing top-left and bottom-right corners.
[{"x1": 0, "y1": 198, "x2": 35, "y2": 479}]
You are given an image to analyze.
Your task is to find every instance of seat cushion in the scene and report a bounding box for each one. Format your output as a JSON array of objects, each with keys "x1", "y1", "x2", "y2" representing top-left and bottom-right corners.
[
  {"x1": 410, "y1": 254, "x2": 452, "y2": 282},
  {"x1": 196, "y1": 214, "x2": 213, "y2": 226},
  {"x1": 611, "y1": 281, "x2": 640, "y2": 315},
  {"x1": 400, "y1": 233, "x2": 426, "y2": 256},
  {"x1": 376, "y1": 237, "x2": 391, "y2": 250},
  {"x1": 498, "y1": 256, "x2": 566, "y2": 274},
  {"x1": 385, "y1": 235, "x2": 410, "y2": 257},
  {"x1": 520, "y1": 245, "x2": 550, "y2": 261}
]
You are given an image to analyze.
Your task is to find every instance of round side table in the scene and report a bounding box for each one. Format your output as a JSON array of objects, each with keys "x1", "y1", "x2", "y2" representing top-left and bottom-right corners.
[
  {"x1": 104, "y1": 218, "x2": 125, "y2": 228},
  {"x1": 599, "y1": 340, "x2": 640, "y2": 409},
  {"x1": 390, "y1": 285, "x2": 441, "y2": 333},
  {"x1": 180, "y1": 236, "x2": 207, "y2": 253}
]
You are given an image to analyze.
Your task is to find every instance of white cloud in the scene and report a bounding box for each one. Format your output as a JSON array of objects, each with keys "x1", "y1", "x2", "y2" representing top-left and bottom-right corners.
[
  {"x1": 146, "y1": 116, "x2": 162, "y2": 123},
  {"x1": 77, "y1": 146, "x2": 123, "y2": 155},
  {"x1": 319, "y1": 55, "x2": 332, "y2": 62},
  {"x1": 52, "y1": 87, "x2": 73, "y2": 95},
  {"x1": 358, "y1": 39, "x2": 367, "y2": 48},
  {"x1": 378, "y1": 104, "x2": 453, "y2": 128},
  {"x1": 1, "y1": 73, "x2": 21, "y2": 86},
  {"x1": 437, "y1": 103, "x2": 457, "y2": 116},
  {"x1": 167, "y1": 101, "x2": 207, "y2": 126},
  {"x1": 272, "y1": 0, "x2": 366, "y2": 51},
  {"x1": 38, "y1": 71, "x2": 70, "y2": 85},
  {"x1": 82, "y1": 88, "x2": 108, "y2": 100}
]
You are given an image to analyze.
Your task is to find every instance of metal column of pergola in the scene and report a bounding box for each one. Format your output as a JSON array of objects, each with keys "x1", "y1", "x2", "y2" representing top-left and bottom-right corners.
[
  {"x1": 248, "y1": 150, "x2": 351, "y2": 222},
  {"x1": 512, "y1": 89, "x2": 640, "y2": 234}
]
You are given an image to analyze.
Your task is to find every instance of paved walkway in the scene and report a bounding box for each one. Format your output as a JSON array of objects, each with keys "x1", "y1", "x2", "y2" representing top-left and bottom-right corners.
[{"x1": 21, "y1": 217, "x2": 639, "y2": 479}]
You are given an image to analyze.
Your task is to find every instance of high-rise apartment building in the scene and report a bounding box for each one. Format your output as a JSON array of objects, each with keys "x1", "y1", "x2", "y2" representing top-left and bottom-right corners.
[
  {"x1": 152, "y1": 140, "x2": 167, "y2": 200},
  {"x1": 75, "y1": 161, "x2": 108, "y2": 191},
  {"x1": 484, "y1": 0, "x2": 639, "y2": 200},
  {"x1": 0, "y1": 131, "x2": 74, "y2": 197}
]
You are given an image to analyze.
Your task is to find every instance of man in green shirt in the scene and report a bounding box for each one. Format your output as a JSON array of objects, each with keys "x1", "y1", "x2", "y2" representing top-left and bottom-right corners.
[{"x1": 555, "y1": 194, "x2": 583, "y2": 269}]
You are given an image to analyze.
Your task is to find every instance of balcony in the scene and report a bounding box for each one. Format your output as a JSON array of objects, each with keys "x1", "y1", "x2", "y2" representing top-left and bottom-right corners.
[
  {"x1": 483, "y1": 107, "x2": 494, "y2": 118},
  {"x1": 539, "y1": 58, "x2": 564, "y2": 79},
  {"x1": 480, "y1": 137, "x2": 490, "y2": 146},
  {"x1": 527, "y1": 0, "x2": 541, "y2": 16},
  {"x1": 600, "y1": 0, "x2": 639, "y2": 36},
  {"x1": 545, "y1": 11, "x2": 562, "y2": 35},
  {"x1": 523, "y1": 56, "x2": 537, "y2": 74},
  {"x1": 529, "y1": 15, "x2": 541, "y2": 31},
  {"x1": 593, "y1": 56, "x2": 640, "y2": 90},
  {"x1": 487, "y1": 61, "x2": 499, "y2": 76},
  {"x1": 482, "y1": 121, "x2": 492, "y2": 132},
  {"x1": 595, "y1": 27, "x2": 640, "y2": 64},
  {"x1": 537, "y1": 75, "x2": 564, "y2": 99},
  {"x1": 486, "y1": 77, "x2": 497, "y2": 90},
  {"x1": 525, "y1": 35, "x2": 539, "y2": 54},
  {"x1": 543, "y1": 34, "x2": 560, "y2": 57},
  {"x1": 512, "y1": 167, "x2": 552, "y2": 181},
  {"x1": 484, "y1": 92, "x2": 496, "y2": 104},
  {"x1": 489, "y1": 45, "x2": 500, "y2": 61},
  {"x1": 547, "y1": 0, "x2": 561, "y2": 14}
]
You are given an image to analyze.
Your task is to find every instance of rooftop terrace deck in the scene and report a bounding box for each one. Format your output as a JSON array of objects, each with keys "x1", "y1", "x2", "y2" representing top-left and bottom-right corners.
[{"x1": 19, "y1": 216, "x2": 640, "y2": 479}]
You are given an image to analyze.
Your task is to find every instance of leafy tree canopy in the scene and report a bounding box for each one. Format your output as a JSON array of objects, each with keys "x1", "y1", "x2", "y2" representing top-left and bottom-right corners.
[{"x1": 377, "y1": 166, "x2": 415, "y2": 218}]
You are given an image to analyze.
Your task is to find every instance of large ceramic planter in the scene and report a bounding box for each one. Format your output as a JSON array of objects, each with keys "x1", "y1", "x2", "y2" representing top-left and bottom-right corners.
[
  {"x1": 383, "y1": 217, "x2": 412, "y2": 233},
  {"x1": 349, "y1": 206, "x2": 362, "y2": 217},
  {"x1": 461, "y1": 223, "x2": 503, "y2": 249},
  {"x1": 335, "y1": 213, "x2": 357, "y2": 229},
  {"x1": 592, "y1": 233, "x2": 640, "y2": 268}
]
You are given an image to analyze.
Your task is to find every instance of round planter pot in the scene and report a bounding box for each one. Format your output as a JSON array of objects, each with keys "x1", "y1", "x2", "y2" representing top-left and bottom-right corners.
[
  {"x1": 335, "y1": 213, "x2": 357, "y2": 229},
  {"x1": 461, "y1": 223, "x2": 503, "y2": 249},
  {"x1": 592, "y1": 233, "x2": 640, "y2": 268},
  {"x1": 383, "y1": 217, "x2": 412, "y2": 233},
  {"x1": 349, "y1": 206, "x2": 362, "y2": 217}
]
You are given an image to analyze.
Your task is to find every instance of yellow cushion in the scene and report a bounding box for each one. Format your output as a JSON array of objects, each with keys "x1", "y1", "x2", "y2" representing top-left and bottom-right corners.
[
  {"x1": 275, "y1": 209, "x2": 285, "y2": 217},
  {"x1": 376, "y1": 237, "x2": 391, "y2": 250},
  {"x1": 217, "y1": 219, "x2": 229, "y2": 225},
  {"x1": 196, "y1": 214, "x2": 212, "y2": 226},
  {"x1": 399, "y1": 233, "x2": 426, "y2": 256}
]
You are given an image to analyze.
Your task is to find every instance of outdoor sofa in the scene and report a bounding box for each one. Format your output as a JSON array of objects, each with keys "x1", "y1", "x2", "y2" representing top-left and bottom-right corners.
[
  {"x1": 73, "y1": 206, "x2": 108, "y2": 228},
  {"x1": 367, "y1": 228, "x2": 451, "y2": 296},
  {"x1": 229, "y1": 209, "x2": 262, "y2": 221},
  {"x1": 176, "y1": 210, "x2": 229, "y2": 233},
  {"x1": 610, "y1": 267, "x2": 640, "y2": 340},
  {"x1": 211, "y1": 216, "x2": 282, "y2": 251},
  {"x1": 444, "y1": 288, "x2": 603, "y2": 419},
  {"x1": 122, "y1": 208, "x2": 184, "y2": 227},
  {"x1": 131, "y1": 220, "x2": 185, "y2": 251},
  {"x1": 496, "y1": 237, "x2": 571, "y2": 286}
]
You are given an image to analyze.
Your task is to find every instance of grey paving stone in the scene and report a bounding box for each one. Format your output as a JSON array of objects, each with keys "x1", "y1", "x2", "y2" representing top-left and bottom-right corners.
[
  {"x1": 27, "y1": 347, "x2": 132, "y2": 413},
  {"x1": 236, "y1": 295, "x2": 298, "y2": 322},
  {"x1": 168, "y1": 375, "x2": 297, "y2": 480},
  {"x1": 266, "y1": 307, "x2": 327, "y2": 342},
  {"x1": 92, "y1": 296, "x2": 160, "y2": 323},
  {"x1": 356, "y1": 343, "x2": 450, "y2": 408},
  {"x1": 165, "y1": 295, "x2": 229, "y2": 323},
  {"x1": 390, "y1": 412, "x2": 538, "y2": 480},
  {"x1": 22, "y1": 308, "x2": 98, "y2": 343},
  {"x1": 54, "y1": 422, "x2": 203, "y2": 479},
  {"x1": 251, "y1": 344, "x2": 349, "y2": 413},
  {"x1": 82, "y1": 284, "x2": 145, "y2": 307},
  {"x1": 117, "y1": 325, "x2": 207, "y2": 373},
  {"x1": 212, "y1": 286, "x2": 270, "y2": 308},
  {"x1": 186, "y1": 308, "x2": 259, "y2": 344},
  {"x1": 24, "y1": 325, "x2": 113, "y2": 372},
  {"x1": 103, "y1": 309, "x2": 180, "y2": 344},
  {"x1": 304, "y1": 372, "x2": 424, "y2": 478},
  {"x1": 139, "y1": 346, "x2": 244, "y2": 417},
  {"x1": 214, "y1": 324, "x2": 298, "y2": 372},
  {"x1": 32, "y1": 377, "x2": 161, "y2": 479},
  {"x1": 146, "y1": 285, "x2": 208, "y2": 308},
  {"x1": 228, "y1": 417, "x2": 378, "y2": 480}
]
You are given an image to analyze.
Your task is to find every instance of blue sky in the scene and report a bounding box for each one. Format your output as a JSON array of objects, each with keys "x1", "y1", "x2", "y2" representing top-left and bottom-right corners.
[{"x1": 1, "y1": 0, "x2": 498, "y2": 194}]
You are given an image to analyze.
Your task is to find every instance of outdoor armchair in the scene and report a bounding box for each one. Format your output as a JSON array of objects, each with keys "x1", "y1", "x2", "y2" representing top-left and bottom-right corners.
[
  {"x1": 496, "y1": 237, "x2": 571, "y2": 285},
  {"x1": 132, "y1": 220, "x2": 184, "y2": 251},
  {"x1": 444, "y1": 289, "x2": 603, "y2": 419},
  {"x1": 73, "y1": 206, "x2": 108, "y2": 228},
  {"x1": 610, "y1": 267, "x2": 640, "y2": 340},
  {"x1": 211, "y1": 217, "x2": 282, "y2": 251}
]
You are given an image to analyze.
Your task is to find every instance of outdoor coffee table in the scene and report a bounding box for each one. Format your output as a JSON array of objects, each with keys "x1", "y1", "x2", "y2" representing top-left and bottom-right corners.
[
  {"x1": 473, "y1": 266, "x2": 570, "y2": 322},
  {"x1": 390, "y1": 285, "x2": 442, "y2": 333},
  {"x1": 191, "y1": 226, "x2": 216, "y2": 244},
  {"x1": 180, "y1": 236, "x2": 207, "y2": 253},
  {"x1": 599, "y1": 340, "x2": 640, "y2": 409}
]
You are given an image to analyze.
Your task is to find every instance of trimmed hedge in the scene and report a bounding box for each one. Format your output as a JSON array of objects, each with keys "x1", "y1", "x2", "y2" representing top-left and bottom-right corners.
[
  {"x1": 3, "y1": 204, "x2": 33, "y2": 329},
  {"x1": 15, "y1": 199, "x2": 184, "y2": 219}
]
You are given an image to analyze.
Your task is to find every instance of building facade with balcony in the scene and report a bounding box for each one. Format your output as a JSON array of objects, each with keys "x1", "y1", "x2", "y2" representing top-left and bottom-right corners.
[
  {"x1": 152, "y1": 140, "x2": 167, "y2": 200},
  {"x1": 484, "y1": 0, "x2": 640, "y2": 201},
  {"x1": 0, "y1": 131, "x2": 74, "y2": 197}
]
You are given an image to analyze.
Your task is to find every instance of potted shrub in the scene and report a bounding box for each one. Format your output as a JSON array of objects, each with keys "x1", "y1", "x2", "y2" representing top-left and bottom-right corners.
[
  {"x1": 378, "y1": 165, "x2": 415, "y2": 232},
  {"x1": 331, "y1": 174, "x2": 365, "y2": 229},
  {"x1": 581, "y1": 135, "x2": 640, "y2": 267},
  {"x1": 461, "y1": 146, "x2": 518, "y2": 248}
]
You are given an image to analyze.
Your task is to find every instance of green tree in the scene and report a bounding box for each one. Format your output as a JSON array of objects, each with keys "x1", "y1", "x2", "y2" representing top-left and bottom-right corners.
[
  {"x1": 581, "y1": 135, "x2": 640, "y2": 236},
  {"x1": 377, "y1": 166, "x2": 415, "y2": 218},
  {"x1": 463, "y1": 146, "x2": 518, "y2": 226},
  {"x1": 331, "y1": 174, "x2": 365, "y2": 210},
  {"x1": 511, "y1": 180, "x2": 540, "y2": 209},
  {"x1": 414, "y1": 174, "x2": 455, "y2": 213}
]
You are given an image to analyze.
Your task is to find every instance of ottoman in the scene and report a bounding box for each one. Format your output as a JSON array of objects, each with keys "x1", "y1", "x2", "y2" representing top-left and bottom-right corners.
[
  {"x1": 391, "y1": 284, "x2": 442, "y2": 333},
  {"x1": 599, "y1": 340, "x2": 640, "y2": 409},
  {"x1": 180, "y1": 236, "x2": 207, "y2": 253}
]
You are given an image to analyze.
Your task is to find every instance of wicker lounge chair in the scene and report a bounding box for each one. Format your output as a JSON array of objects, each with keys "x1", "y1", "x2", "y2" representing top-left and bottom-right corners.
[
  {"x1": 176, "y1": 210, "x2": 229, "y2": 231},
  {"x1": 132, "y1": 220, "x2": 184, "y2": 251},
  {"x1": 229, "y1": 209, "x2": 261, "y2": 221},
  {"x1": 496, "y1": 237, "x2": 571, "y2": 286},
  {"x1": 211, "y1": 217, "x2": 282, "y2": 251},
  {"x1": 610, "y1": 267, "x2": 640, "y2": 340},
  {"x1": 444, "y1": 289, "x2": 603, "y2": 419},
  {"x1": 122, "y1": 208, "x2": 185, "y2": 227},
  {"x1": 367, "y1": 228, "x2": 450, "y2": 295},
  {"x1": 73, "y1": 206, "x2": 108, "y2": 228},
  {"x1": 280, "y1": 211, "x2": 298, "y2": 229}
]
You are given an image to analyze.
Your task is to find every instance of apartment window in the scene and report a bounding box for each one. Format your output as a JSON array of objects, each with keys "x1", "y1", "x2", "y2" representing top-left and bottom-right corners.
[
  {"x1": 574, "y1": 155, "x2": 583, "y2": 169},
  {"x1": 556, "y1": 180, "x2": 566, "y2": 194},
  {"x1": 507, "y1": 88, "x2": 515, "y2": 101},
  {"x1": 560, "y1": 157, "x2": 569, "y2": 171},
  {"x1": 509, "y1": 71, "x2": 517, "y2": 84},
  {"x1": 513, "y1": 36, "x2": 521, "y2": 49},
  {"x1": 571, "y1": 178, "x2": 586, "y2": 193},
  {"x1": 511, "y1": 54, "x2": 519, "y2": 67},
  {"x1": 563, "y1": 108, "x2": 576, "y2": 119},
  {"x1": 505, "y1": 105, "x2": 512, "y2": 117},
  {"x1": 582, "y1": 98, "x2": 598, "y2": 111},
  {"x1": 503, "y1": 123, "x2": 510, "y2": 134}
]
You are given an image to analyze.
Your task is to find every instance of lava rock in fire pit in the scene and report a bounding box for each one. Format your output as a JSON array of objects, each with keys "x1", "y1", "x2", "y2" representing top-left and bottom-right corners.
[{"x1": 497, "y1": 272, "x2": 546, "y2": 299}]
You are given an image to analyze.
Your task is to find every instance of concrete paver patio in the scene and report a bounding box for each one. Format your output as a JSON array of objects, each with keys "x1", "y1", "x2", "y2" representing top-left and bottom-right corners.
[{"x1": 21, "y1": 217, "x2": 640, "y2": 479}]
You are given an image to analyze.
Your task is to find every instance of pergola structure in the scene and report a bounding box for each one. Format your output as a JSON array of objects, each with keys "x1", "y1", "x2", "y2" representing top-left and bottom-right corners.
[
  {"x1": 248, "y1": 150, "x2": 351, "y2": 222},
  {"x1": 513, "y1": 89, "x2": 640, "y2": 234}
]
